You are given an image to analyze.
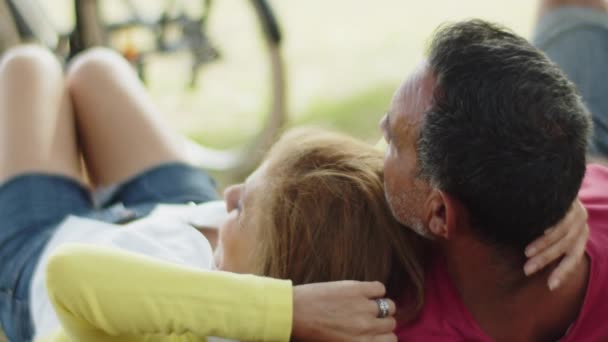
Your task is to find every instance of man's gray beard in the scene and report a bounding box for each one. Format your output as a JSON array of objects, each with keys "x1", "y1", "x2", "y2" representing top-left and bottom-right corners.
[{"x1": 386, "y1": 191, "x2": 434, "y2": 239}]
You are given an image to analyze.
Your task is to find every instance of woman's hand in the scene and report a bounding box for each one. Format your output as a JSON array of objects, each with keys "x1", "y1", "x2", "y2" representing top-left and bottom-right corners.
[
  {"x1": 292, "y1": 281, "x2": 397, "y2": 342},
  {"x1": 524, "y1": 200, "x2": 589, "y2": 291}
]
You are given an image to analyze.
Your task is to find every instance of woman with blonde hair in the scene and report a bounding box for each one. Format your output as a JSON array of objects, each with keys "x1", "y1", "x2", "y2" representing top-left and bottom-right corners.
[
  {"x1": 218, "y1": 128, "x2": 427, "y2": 314},
  {"x1": 0, "y1": 46, "x2": 585, "y2": 342}
]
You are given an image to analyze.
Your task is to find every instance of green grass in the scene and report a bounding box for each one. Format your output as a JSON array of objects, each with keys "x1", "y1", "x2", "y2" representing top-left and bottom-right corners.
[
  {"x1": 189, "y1": 84, "x2": 395, "y2": 187},
  {"x1": 189, "y1": 84, "x2": 395, "y2": 148},
  {"x1": 290, "y1": 84, "x2": 395, "y2": 143}
]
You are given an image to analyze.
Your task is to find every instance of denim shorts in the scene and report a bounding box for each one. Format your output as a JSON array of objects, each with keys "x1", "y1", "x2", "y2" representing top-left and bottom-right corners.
[
  {"x1": 532, "y1": 7, "x2": 608, "y2": 158},
  {"x1": 0, "y1": 162, "x2": 218, "y2": 342}
]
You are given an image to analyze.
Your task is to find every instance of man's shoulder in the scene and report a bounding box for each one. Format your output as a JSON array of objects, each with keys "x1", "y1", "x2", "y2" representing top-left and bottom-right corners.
[
  {"x1": 581, "y1": 162, "x2": 608, "y2": 266},
  {"x1": 580, "y1": 164, "x2": 608, "y2": 250},
  {"x1": 580, "y1": 163, "x2": 608, "y2": 204},
  {"x1": 580, "y1": 163, "x2": 608, "y2": 202},
  {"x1": 561, "y1": 164, "x2": 608, "y2": 341}
]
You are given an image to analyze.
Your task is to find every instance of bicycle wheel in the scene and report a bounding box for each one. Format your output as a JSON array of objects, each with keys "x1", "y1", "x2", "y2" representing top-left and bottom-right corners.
[
  {"x1": 186, "y1": 0, "x2": 287, "y2": 182},
  {"x1": 99, "y1": 0, "x2": 287, "y2": 183}
]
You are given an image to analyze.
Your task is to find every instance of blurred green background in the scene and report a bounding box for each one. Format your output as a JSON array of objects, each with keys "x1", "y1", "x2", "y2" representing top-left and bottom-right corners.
[{"x1": 40, "y1": 0, "x2": 538, "y2": 147}]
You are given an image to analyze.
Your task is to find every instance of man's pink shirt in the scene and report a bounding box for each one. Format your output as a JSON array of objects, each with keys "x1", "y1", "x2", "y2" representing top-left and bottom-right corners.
[{"x1": 396, "y1": 164, "x2": 608, "y2": 341}]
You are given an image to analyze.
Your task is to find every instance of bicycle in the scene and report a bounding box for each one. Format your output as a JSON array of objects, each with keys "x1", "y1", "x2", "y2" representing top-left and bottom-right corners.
[{"x1": 0, "y1": 0, "x2": 287, "y2": 181}]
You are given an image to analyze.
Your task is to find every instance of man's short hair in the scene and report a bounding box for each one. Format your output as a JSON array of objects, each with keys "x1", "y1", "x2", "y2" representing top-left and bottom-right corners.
[{"x1": 418, "y1": 20, "x2": 591, "y2": 250}]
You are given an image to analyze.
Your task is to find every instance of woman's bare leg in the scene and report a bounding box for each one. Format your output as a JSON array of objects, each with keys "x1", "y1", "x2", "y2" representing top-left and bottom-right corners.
[
  {"x1": 0, "y1": 45, "x2": 82, "y2": 184},
  {"x1": 67, "y1": 48, "x2": 188, "y2": 188}
]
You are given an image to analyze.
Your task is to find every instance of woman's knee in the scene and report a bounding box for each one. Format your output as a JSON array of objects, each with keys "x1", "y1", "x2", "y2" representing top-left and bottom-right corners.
[
  {"x1": 66, "y1": 47, "x2": 133, "y2": 91},
  {"x1": 0, "y1": 45, "x2": 62, "y2": 80}
]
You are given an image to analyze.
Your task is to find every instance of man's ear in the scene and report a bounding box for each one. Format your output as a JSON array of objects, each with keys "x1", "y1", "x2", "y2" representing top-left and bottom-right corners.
[{"x1": 426, "y1": 190, "x2": 463, "y2": 239}]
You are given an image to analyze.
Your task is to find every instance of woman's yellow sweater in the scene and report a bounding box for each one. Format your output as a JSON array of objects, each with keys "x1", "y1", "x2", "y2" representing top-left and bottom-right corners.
[{"x1": 39, "y1": 244, "x2": 292, "y2": 342}]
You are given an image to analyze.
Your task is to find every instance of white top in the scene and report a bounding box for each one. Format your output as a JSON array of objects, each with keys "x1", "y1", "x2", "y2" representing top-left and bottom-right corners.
[{"x1": 29, "y1": 200, "x2": 228, "y2": 340}]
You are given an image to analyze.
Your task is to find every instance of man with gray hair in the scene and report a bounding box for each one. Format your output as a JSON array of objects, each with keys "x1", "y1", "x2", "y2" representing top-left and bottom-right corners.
[{"x1": 382, "y1": 0, "x2": 608, "y2": 340}]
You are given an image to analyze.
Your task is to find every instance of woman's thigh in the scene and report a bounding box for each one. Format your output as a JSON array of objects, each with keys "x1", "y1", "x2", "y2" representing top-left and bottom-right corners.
[
  {"x1": 0, "y1": 45, "x2": 85, "y2": 342},
  {"x1": 0, "y1": 45, "x2": 83, "y2": 184},
  {"x1": 67, "y1": 48, "x2": 189, "y2": 188}
]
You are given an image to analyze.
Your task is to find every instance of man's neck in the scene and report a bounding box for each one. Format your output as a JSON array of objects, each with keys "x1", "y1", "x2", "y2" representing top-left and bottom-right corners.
[{"x1": 441, "y1": 236, "x2": 589, "y2": 342}]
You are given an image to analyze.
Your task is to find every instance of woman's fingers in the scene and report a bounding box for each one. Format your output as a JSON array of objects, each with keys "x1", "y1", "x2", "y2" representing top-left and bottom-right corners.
[
  {"x1": 367, "y1": 297, "x2": 396, "y2": 317},
  {"x1": 523, "y1": 200, "x2": 589, "y2": 291},
  {"x1": 374, "y1": 317, "x2": 397, "y2": 334},
  {"x1": 524, "y1": 222, "x2": 578, "y2": 276},
  {"x1": 292, "y1": 281, "x2": 399, "y2": 341},
  {"x1": 525, "y1": 221, "x2": 569, "y2": 259},
  {"x1": 362, "y1": 281, "x2": 387, "y2": 298},
  {"x1": 546, "y1": 223, "x2": 589, "y2": 291},
  {"x1": 524, "y1": 200, "x2": 587, "y2": 275},
  {"x1": 371, "y1": 334, "x2": 398, "y2": 342},
  {"x1": 525, "y1": 200, "x2": 586, "y2": 258}
]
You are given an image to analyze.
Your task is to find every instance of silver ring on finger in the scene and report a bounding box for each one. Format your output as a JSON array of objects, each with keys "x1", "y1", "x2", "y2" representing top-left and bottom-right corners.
[{"x1": 376, "y1": 298, "x2": 390, "y2": 318}]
